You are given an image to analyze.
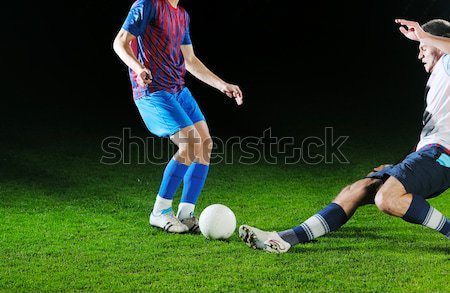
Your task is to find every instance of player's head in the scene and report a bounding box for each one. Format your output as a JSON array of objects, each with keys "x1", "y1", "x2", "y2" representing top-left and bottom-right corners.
[{"x1": 419, "y1": 19, "x2": 450, "y2": 73}]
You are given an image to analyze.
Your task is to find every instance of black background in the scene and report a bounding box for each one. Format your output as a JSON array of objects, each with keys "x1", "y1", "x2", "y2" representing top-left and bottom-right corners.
[{"x1": 3, "y1": 0, "x2": 450, "y2": 140}]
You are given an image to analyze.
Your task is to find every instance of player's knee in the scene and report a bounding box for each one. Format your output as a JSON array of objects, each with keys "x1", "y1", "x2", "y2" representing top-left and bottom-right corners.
[
  {"x1": 202, "y1": 136, "x2": 213, "y2": 154},
  {"x1": 191, "y1": 138, "x2": 203, "y2": 158},
  {"x1": 336, "y1": 179, "x2": 381, "y2": 204},
  {"x1": 374, "y1": 190, "x2": 394, "y2": 214},
  {"x1": 195, "y1": 136, "x2": 212, "y2": 164},
  {"x1": 358, "y1": 179, "x2": 383, "y2": 201},
  {"x1": 178, "y1": 138, "x2": 197, "y2": 161}
]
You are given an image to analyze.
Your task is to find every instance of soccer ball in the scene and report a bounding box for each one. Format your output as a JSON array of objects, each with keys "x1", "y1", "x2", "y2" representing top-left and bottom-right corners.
[{"x1": 199, "y1": 204, "x2": 236, "y2": 240}]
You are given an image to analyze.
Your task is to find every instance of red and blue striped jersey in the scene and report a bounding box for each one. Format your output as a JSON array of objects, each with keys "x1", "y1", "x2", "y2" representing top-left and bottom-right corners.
[{"x1": 122, "y1": 0, "x2": 192, "y2": 100}]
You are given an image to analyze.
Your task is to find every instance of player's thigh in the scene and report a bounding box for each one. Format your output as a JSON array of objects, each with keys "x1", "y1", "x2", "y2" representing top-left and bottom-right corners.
[
  {"x1": 193, "y1": 120, "x2": 212, "y2": 143},
  {"x1": 134, "y1": 91, "x2": 193, "y2": 138},
  {"x1": 170, "y1": 125, "x2": 200, "y2": 149},
  {"x1": 376, "y1": 176, "x2": 407, "y2": 200}
]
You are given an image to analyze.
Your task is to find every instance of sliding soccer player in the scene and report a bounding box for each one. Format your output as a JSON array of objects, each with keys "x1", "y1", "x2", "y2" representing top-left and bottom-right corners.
[
  {"x1": 113, "y1": 0, "x2": 243, "y2": 233},
  {"x1": 240, "y1": 19, "x2": 450, "y2": 252}
]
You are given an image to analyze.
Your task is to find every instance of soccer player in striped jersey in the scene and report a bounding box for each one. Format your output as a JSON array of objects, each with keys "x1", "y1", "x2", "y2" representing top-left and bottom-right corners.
[
  {"x1": 240, "y1": 19, "x2": 450, "y2": 253},
  {"x1": 113, "y1": 0, "x2": 243, "y2": 233}
]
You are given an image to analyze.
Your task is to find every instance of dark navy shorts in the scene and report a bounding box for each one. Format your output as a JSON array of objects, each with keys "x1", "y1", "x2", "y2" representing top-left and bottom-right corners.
[{"x1": 367, "y1": 145, "x2": 450, "y2": 199}]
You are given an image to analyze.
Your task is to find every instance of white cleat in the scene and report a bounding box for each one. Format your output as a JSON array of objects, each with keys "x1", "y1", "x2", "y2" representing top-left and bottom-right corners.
[
  {"x1": 180, "y1": 216, "x2": 201, "y2": 234},
  {"x1": 150, "y1": 212, "x2": 189, "y2": 233},
  {"x1": 239, "y1": 224, "x2": 291, "y2": 253}
]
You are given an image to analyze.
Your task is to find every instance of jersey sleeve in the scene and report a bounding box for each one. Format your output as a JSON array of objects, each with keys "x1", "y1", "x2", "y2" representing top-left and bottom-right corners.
[
  {"x1": 122, "y1": 0, "x2": 156, "y2": 37},
  {"x1": 443, "y1": 54, "x2": 450, "y2": 76},
  {"x1": 181, "y1": 13, "x2": 192, "y2": 45}
]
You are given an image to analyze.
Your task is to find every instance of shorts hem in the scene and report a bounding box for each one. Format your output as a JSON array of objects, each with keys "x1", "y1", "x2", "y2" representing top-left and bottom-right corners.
[
  {"x1": 164, "y1": 122, "x2": 195, "y2": 137},
  {"x1": 191, "y1": 117, "x2": 206, "y2": 125}
]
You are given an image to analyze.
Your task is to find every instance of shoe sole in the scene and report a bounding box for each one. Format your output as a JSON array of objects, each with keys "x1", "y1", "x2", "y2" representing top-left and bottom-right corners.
[
  {"x1": 188, "y1": 226, "x2": 201, "y2": 234},
  {"x1": 239, "y1": 225, "x2": 286, "y2": 253},
  {"x1": 150, "y1": 223, "x2": 188, "y2": 233},
  {"x1": 239, "y1": 225, "x2": 259, "y2": 249},
  {"x1": 149, "y1": 220, "x2": 188, "y2": 234}
]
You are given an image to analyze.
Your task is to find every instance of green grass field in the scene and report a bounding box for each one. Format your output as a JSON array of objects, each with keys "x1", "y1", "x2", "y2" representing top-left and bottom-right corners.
[{"x1": 1, "y1": 127, "x2": 449, "y2": 292}]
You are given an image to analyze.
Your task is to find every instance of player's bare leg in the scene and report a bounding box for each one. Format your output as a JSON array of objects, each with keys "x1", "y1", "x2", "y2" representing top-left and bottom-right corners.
[
  {"x1": 150, "y1": 125, "x2": 203, "y2": 233},
  {"x1": 171, "y1": 125, "x2": 202, "y2": 165},
  {"x1": 334, "y1": 178, "x2": 382, "y2": 217},
  {"x1": 375, "y1": 177, "x2": 450, "y2": 239},
  {"x1": 240, "y1": 178, "x2": 383, "y2": 253},
  {"x1": 175, "y1": 121, "x2": 213, "y2": 232}
]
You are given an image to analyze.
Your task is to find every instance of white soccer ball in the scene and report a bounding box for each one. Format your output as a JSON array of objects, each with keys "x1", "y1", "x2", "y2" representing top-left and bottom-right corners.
[{"x1": 199, "y1": 204, "x2": 236, "y2": 240}]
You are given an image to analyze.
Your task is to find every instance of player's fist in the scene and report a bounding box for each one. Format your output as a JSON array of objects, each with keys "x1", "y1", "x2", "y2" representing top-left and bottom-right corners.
[
  {"x1": 221, "y1": 83, "x2": 244, "y2": 106},
  {"x1": 137, "y1": 68, "x2": 153, "y2": 87}
]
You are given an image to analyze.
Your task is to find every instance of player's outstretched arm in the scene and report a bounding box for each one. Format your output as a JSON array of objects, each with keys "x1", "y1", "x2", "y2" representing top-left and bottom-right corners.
[
  {"x1": 113, "y1": 29, "x2": 152, "y2": 87},
  {"x1": 395, "y1": 19, "x2": 450, "y2": 55},
  {"x1": 181, "y1": 45, "x2": 243, "y2": 106}
]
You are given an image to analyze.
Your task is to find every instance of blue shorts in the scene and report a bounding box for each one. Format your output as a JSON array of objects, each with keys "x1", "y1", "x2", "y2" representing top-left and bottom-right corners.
[
  {"x1": 367, "y1": 146, "x2": 450, "y2": 199},
  {"x1": 134, "y1": 87, "x2": 205, "y2": 137}
]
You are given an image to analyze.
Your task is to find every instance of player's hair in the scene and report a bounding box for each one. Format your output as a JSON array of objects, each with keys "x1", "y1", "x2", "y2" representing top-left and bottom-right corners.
[{"x1": 422, "y1": 19, "x2": 450, "y2": 38}]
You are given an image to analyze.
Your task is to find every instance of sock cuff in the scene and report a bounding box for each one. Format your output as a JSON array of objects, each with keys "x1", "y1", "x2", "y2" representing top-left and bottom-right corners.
[
  {"x1": 319, "y1": 203, "x2": 348, "y2": 230},
  {"x1": 153, "y1": 195, "x2": 173, "y2": 216},
  {"x1": 168, "y1": 159, "x2": 190, "y2": 178},
  {"x1": 178, "y1": 202, "x2": 195, "y2": 208},
  {"x1": 186, "y1": 162, "x2": 209, "y2": 179},
  {"x1": 156, "y1": 195, "x2": 173, "y2": 204},
  {"x1": 158, "y1": 160, "x2": 189, "y2": 199},
  {"x1": 402, "y1": 194, "x2": 430, "y2": 224}
]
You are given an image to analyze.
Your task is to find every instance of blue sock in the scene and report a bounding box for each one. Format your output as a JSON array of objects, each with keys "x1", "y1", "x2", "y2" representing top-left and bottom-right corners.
[
  {"x1": 180, "y1": 163, "x2": 209, "y2": 204},
  {"x1": 403, "y1": 195, "x2": 450, "y2": 239},
  {"x1": 279, "y1": 203, "x2": 348, "y2": 246},
  {"x1": 158, "y1": 159, "x2": 189, "y2": 200}
]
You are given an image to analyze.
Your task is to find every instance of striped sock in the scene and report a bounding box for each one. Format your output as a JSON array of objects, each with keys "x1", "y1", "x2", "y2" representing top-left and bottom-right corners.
[
  {"x1": 278, "y1": 203, "x2": 348, "y2": 246},
  {"x1": 403, "y1": 195, "x2": 450, "y2": 239}
]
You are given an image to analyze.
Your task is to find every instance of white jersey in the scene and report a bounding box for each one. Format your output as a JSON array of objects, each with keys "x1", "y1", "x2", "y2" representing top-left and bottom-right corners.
[{"x1": 417, "y1": 54, "x2": 450, "y2": 150}]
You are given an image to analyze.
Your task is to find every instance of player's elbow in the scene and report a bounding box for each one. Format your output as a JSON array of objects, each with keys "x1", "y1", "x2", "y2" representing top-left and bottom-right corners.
[
  {"x1": 112, "y1": 31, "x2": 128, "y2": 54},
  {"x1": 183, "y1": 55, "x2": 196, "y2": 72},
  {"x1": 112, "y1": 36, "x2": 122, "y2": 55},
  {"x1": 184, "y1": 61, "x2": 193, "y2": 73}
]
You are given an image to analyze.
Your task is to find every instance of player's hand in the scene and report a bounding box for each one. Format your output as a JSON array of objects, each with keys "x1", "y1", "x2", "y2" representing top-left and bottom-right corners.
[
  {"x1": 137, "y1": 68, "x2": 153, "y2": 87},
  {"x1": 395, "y1": 19, "x2": 428, "y2": 42},
  {"x1": 221, "y1": 83, "x2": 243, "y2": 106},
  {"x1": 367, "y1": 164, "x2": 392, "y2": 176},
  {"x1": 374, "y1": 164, "x2": 393, "y2": 172}
]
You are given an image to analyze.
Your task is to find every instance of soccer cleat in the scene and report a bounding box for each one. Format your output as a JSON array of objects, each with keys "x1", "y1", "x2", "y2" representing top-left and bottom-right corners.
[
  {"x1": 180, "y1": 216, "x2": 201, "y2": 234},
  {"x1": 239, "y1": 225, "x2": 291, "y2": 253},
  {"x1": 150, "y1": 211, "x2": 189, "y2": 233}
]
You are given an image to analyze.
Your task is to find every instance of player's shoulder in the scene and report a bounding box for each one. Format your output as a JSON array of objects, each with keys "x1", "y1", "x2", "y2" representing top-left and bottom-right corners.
[
  {"x1": 178, "y1": 5, "x2": 190, "y2": 17},
  {"x1": 132, "y1": 0, "x2": 152, "y2": 5},
  {"x1": 131, "y1": 0, "x2": 157, "y2": 10}
]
